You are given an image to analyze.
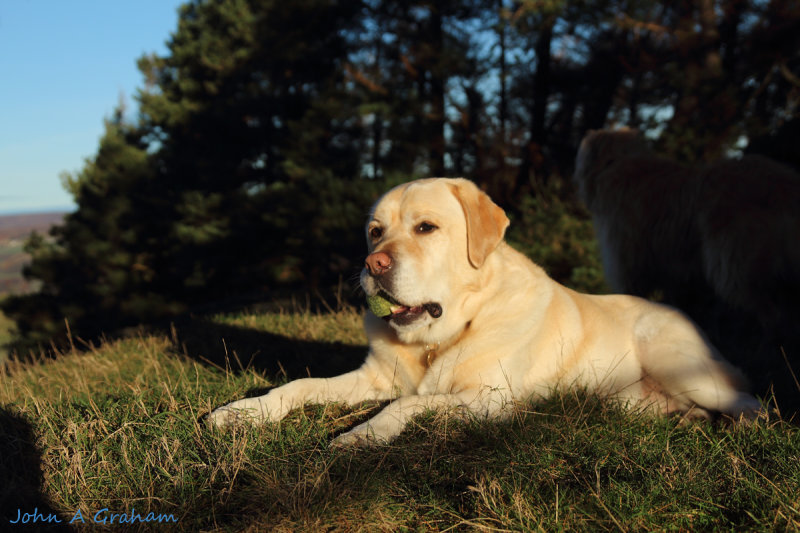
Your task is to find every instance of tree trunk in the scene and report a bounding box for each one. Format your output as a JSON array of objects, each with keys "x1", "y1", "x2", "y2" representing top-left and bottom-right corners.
[{"x1": 517, "y1": 15, "x2": 554, "y2": 190}]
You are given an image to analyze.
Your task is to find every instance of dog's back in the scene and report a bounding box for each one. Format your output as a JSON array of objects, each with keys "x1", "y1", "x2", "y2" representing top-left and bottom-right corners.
[{"x1": 697, "y1": 155, "x2": 800, "y2": 319}]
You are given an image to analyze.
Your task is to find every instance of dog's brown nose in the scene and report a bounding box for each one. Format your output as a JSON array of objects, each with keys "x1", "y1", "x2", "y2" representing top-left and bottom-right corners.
[{"x1": 365, "y1": 251, "x2": 392, "y2": 276}]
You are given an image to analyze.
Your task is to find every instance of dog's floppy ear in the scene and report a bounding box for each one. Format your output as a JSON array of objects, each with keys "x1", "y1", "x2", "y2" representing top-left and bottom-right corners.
[{"x1": 449, "y1": 179, "x2": 510, "y2": 268}]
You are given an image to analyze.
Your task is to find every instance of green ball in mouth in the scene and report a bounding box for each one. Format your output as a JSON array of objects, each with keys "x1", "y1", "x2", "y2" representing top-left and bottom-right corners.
[{"x1": 366, "y1": 293, "x2": 395, "y2": 317}]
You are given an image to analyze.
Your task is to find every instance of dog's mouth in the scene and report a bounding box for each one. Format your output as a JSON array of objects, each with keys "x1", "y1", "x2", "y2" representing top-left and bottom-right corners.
[{"x1": 380, "y1": 292, "x2": 442, "y2": 325}]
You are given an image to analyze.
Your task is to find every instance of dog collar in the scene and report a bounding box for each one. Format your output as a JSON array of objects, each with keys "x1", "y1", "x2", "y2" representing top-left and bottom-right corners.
[
  {"x1": 424, "y1": 343, "x2": 440, "y2": 367},
  {"x1": 422, "y1": 321, "x2": 473, "y2": 367}
]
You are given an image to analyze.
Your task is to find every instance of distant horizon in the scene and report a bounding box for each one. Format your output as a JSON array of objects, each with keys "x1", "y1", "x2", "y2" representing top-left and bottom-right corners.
[{"x1": 0, "y1": 205, "x2": 75, "y2": 217}]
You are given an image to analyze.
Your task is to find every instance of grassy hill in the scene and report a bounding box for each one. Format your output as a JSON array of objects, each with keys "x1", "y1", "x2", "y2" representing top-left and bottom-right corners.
[{"x1": 2, "y1": 305, "x2": 799, "y2": 531}]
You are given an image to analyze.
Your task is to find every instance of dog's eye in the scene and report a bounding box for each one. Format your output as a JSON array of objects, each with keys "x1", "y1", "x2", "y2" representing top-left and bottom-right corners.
[
  {"x1": 416, "y1": 222, "x2": 437, "y2": 234},
  {"x1": 369, "y1": 226, "x2": 383, "y2": 240}
]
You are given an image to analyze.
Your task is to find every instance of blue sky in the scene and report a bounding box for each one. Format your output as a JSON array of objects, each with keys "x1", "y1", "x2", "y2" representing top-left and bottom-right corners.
[{"x1": 0, "y1": 1, "x2": 185, "y2": 214}]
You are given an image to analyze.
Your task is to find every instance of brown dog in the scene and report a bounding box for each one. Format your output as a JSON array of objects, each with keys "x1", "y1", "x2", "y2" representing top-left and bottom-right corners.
[
  {"x1": 574, "y1": 129, "x2": 800, "y2": 410},
  {"x1": 209, "y1": 178, "x2": 760, "y2": 444}
]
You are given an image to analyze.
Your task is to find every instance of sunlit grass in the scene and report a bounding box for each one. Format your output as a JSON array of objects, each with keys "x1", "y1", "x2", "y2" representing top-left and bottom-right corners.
[{"x1": 2, "y1": 307, "x2": 799, "y2": 531}]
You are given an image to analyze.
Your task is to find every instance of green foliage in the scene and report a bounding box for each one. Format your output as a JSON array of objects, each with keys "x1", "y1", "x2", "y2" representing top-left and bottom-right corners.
[
  {"x1": 506, "y1": 179, "x2": 607, "y2": 293},
  {"x1": 0, "y1": 309, "x2": 13, "y2": 363}
]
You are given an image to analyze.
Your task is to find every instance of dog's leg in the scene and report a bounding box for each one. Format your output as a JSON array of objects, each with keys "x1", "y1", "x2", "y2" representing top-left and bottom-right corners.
[
  {"x1": 208, "y1": 365, "x2": 398, "y2": 428},
  {"x1": 330, "y1": 387, "x2": 513, "y2": 446},
  {"x1": 635, "y1": 308, "x2": 762, "y2": 418}
]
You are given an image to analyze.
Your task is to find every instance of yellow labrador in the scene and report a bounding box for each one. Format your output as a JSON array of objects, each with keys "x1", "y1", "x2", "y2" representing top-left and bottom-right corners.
[{"x1": 209, "y1": 178, "x2": 760, "y2": 444}]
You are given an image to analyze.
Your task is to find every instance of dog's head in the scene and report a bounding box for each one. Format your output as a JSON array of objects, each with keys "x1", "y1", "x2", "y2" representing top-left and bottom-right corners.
[
  {"x1": 574, "y1": 128, "x2": 649, "y2": 207},
  {"x1": 360, "y1": 178, "x2": 509, "y2": 343}
]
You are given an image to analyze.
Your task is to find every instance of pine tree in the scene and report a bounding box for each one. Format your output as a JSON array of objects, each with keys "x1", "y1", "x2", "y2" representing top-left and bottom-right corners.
[{"x1": 4, "y1": 0, "x2": 372, "y2": 353}]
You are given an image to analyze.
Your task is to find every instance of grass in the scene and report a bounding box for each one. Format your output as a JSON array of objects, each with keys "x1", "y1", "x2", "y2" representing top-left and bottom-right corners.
[{"x1": 2, "y1": 304, "x2": 800, "y2": 531}]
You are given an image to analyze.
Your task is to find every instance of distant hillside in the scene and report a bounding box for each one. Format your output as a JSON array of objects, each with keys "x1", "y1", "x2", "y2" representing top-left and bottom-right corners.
[{"x1": 0, "y1": 212, "x2": 66, "y2": 296}]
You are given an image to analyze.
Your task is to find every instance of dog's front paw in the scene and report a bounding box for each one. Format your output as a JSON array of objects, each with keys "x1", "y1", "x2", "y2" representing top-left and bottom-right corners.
[
  {"x1": 207, "y1": 399, "x2": 266, "y2": 429},
  {"x1": 329, "y1": 421, "x2": 390, "y2": 448},
  {"x1": 330, "y1": 429, "x2": 376, "y2": 448},
  {"x1": 206, "y1": 407, "x2": 242, "y2": 428}
]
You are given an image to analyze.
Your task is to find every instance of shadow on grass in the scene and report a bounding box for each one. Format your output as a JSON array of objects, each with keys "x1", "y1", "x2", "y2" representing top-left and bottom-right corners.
[
  {"x1": 169, "y1": 316, "x2": 366, "y2": 384},
  {"x1": 0, "y1": 408, "x2": 73, "y2": 532}
]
